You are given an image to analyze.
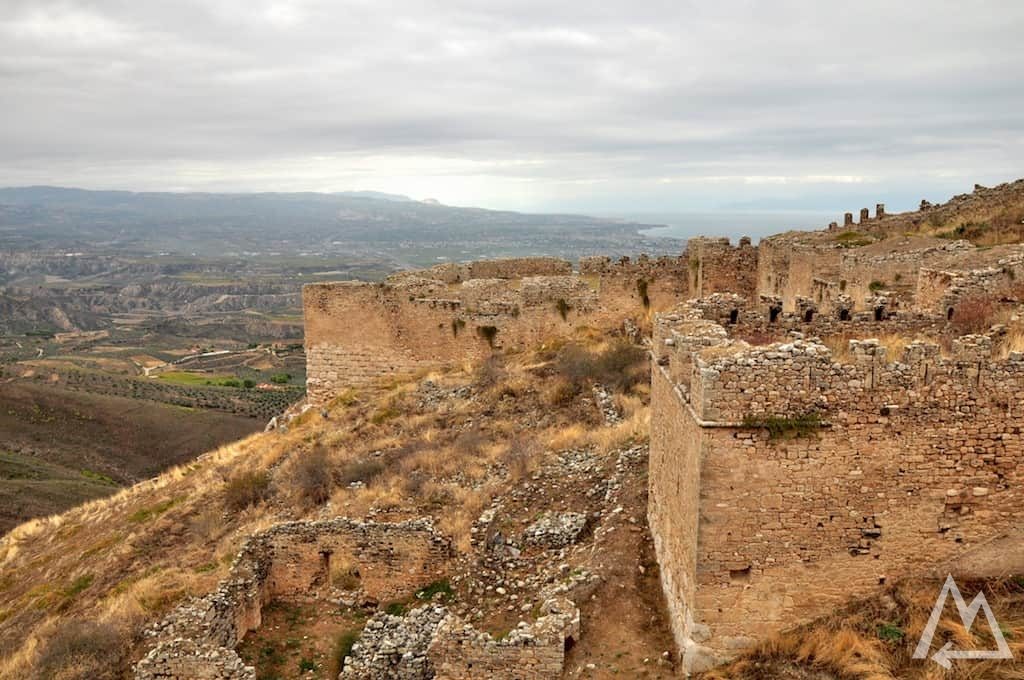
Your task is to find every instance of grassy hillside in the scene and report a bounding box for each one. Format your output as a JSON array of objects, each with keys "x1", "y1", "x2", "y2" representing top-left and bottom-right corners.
[
  {"x1": 0, "y1": 329, "x2": 662, "y2": 679},
  {"x1": 0, "y1": 381, "x2": 261, "y2": 533}
]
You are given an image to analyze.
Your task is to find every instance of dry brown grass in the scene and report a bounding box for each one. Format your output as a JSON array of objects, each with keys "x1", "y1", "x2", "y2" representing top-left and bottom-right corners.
[
  {"x1": 822, "y1": 332, "x2": 946, "y2": 364},
  {"x1": 0, "y1": 328, "x2": 653, "y2": 677},
  {"x1": 915, "y1": 202, "x2": 1024, "y2": 247},
  {"x1": 702, "y1": 577, "x2": 1024, "y2": 680}
]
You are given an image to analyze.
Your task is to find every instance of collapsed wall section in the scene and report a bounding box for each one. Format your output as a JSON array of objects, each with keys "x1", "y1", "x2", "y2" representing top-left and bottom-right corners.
[
  {"x1": 135, "y1": 518, "x2": 452, "y2": 680},
  {"x1": 650, "y1": 301, "x2": 1024, "y2": 670}
]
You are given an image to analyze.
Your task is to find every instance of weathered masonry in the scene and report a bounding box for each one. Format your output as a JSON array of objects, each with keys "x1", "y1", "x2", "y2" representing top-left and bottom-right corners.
[
  {"x1": 303, "y1": 247, "x2": 759, "y2": 405},
  {"x1": 650, "y1": 299, "x2": 1024, "y2": 671},
  {"x1": 135, "y1": 518, "x2": 453, "y2": 679}
]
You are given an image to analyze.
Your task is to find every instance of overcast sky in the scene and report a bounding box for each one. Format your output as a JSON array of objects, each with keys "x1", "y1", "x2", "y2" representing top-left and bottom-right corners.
[{"x1": 1, "y1": 0, "x2": 1022, "y2": 213}]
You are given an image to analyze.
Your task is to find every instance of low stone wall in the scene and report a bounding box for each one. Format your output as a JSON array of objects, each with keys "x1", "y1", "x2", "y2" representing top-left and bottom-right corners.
[
  {"x1": 135, "y1": 640, "x2": 254, "y2": 680},
  {"x1": 134, "y1": 518, "x2": 453, "y2": 680},
  {"x1": 339, "y1": 598, "x2": 579, "y2": 679}
]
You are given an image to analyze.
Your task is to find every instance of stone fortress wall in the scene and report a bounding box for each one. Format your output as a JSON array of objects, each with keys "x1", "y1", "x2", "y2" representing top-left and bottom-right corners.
[
  {"x1": 650, "y1": 298, "x2": 1024, "y2": 670},
  {"x1": 304, "y1": 246, "x2": 758, "y2": 405},
  {"x1": 292, "y1": 179, "x2": 1024, "y2": 675},
  {"x1": 758, "y1": 179, "x2": 1024, "y2": 316}
]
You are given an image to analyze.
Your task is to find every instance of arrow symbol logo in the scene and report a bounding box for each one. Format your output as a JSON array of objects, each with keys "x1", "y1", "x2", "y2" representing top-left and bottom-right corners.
[{"x1": 913, "y1": 574, "x2": 1013, "y2": 667}]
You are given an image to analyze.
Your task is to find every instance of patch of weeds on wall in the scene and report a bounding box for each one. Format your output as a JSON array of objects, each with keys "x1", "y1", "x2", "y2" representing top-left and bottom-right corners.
[
  {"x1": 741, "y1": 412, "x2": 822, "y2": 440},
  {"x1": 477, "y1": 325, "x2": 499, "y2": 348},
  {"x1": 834, "y1": 231, "x2": 874, "y2": 248},
  {"x1": 415, "y1": 579, "x2": 454, "y2": 603},
  {"x1": 556, "y1": 298, "x2": 572, "y2": 321},
  {"x1": 868, "y1": 280, "x2": 886, "y2": 292},
  {"x1": 637, "y1": 280, "x2": 650, "y2": 308}
]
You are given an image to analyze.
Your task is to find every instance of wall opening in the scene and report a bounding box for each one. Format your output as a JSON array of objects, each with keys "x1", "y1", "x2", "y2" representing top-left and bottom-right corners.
[
  {"x1": 839, "y1": 309, "x2": 850, "y2": 321},
  {"x1": 947, "y1": 307, "x2": 955, "y2": 321},
  {"x1": 728, "y1": 309, "x2": 739, "y2": 324},
  {"x1": 874, "y1": 307, "x2": 885, "y2": 321},
  {"x1": 729, "y1": 566, "x2": 752, "y2": 583},
  {"x1": 769, "y1": 306, "x2": 781, "y2": 323},
  {"x1": 803, "y1": 309, "x2": 814, "y2": 322}
]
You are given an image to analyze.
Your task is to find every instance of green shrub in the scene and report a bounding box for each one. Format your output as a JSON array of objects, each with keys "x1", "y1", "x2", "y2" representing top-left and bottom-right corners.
[
  {"x1": 868, "y1": 280, "x2": 886, "y2": 292},
  {"x1": 416, "y1": 579, "x2": 454, "y2": 603},
  {"x1": 742, "y1": 412, "x2": 822, "y2": 440},
  {"x1": 129, "y1": 497, "x2": 180, "y2": 523},
  {"x1": 62, "y1": 574, "x2": 94, "y2": 599},
  {"x1": 331, "y1": 630, "x2": 360, "y2": 675},
  {"x1": 877, "y1": 622, "x2": 905, "y2": 643},
  {"x1": 270, "y1": 373, "x2": 292, "y2": 384}
]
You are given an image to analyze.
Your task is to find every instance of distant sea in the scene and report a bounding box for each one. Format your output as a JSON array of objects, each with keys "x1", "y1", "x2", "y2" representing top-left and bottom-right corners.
[{"x1": 618, "y1": 211, "x2": 834, "y2": 243}]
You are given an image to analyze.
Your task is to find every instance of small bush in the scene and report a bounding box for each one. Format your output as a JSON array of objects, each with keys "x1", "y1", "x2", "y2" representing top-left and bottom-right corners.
[
  {"x1": 473, "y1": 355, "x2": 506, "y2": 389},
  {"x1": 331, "y1": 630, "x2": 360, "y2": 675},
  {"x1": 950, "y1": 295, "x2": 999, "y2": 334},
  {"x1": 270, "y1": 373, "x2": 292, "y2": 384},
  {"x1": 338, "y1": 458, "x2": 385, "y2": 486},
  {"x1": 555, "y1": 341, "x2": 648, "y2": 393},
  {"x1": 868, "y1": 280, "x2": 886, "y2": 292},
  {"x1": 876, "y1": 622, "x2": 905, "y2": 643},
  {"x1": 224, "y1": 470, "x2": 271, "y2": 511},
  {"x1": 742, "y1": 412, "x2": 822, "y2": 440},
  {"x1": 416, "y1": 579, "x2": 454, "y2": 603},
  {"x1": 287, "y1": 445, "x2": 333, "y2": 506},
  {"x1": 128, "y1": 497, "x2": 180, "y2": 523},
  {"x1": 34, "y1": 619, "x2": 126, "y2": 680}
]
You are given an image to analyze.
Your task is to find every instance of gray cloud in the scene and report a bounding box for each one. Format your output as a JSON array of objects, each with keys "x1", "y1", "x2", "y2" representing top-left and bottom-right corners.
[{"x1": 0, "y1": 0, "x2": 1021, "y2": 211}]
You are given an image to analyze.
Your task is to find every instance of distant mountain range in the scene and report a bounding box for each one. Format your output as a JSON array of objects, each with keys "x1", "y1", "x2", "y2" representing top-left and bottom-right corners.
[{"x1": 0, "y1": 186, "x2": 675, "y2": 264}]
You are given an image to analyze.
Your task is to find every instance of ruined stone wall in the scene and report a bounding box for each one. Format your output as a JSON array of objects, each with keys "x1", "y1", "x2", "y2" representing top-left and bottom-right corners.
[
  {"x1": 135, "y1": 518, "x2": 452, "y2": 680},
  {"x1": 304, "y1": 256, "x2": 691, "y2": 405},
  {"x1": 427, "y1": 598, "x2": 579, "y2": 680},
  {"x1": 648, "y1": 359, "x2": 703, "y2": 669},
  {"x1": 756, "y1": 239, "x2": 841, "y2": 313},
  {"x1": 687, "y1": 237, "x2": 758, "y2": 298},
  {"x1": 916, "y1": 251, "x2": 1024, "y2": 316},
  {"x1": 650, "y1": 304, "x2": 1024, "y2": 668}
]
